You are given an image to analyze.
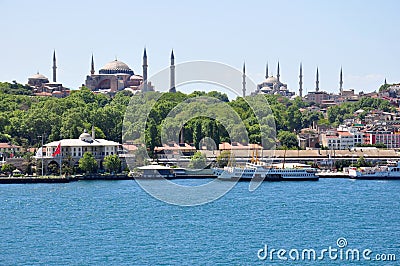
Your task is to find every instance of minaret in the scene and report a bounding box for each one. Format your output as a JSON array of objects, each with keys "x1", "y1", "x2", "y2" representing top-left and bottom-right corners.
[
  {"x1": 265, "y1": 63, "x2": 269, "y2": 79},
  {"x1": 339, "y1": 67, "x2": 343, "y2": 95},
  {"x1": 90, "y1": 54, "x2": 95, "y2": 75},
  {"x1": 52, "y1": 50, "x2": 57, "y2": 82},
  {"x1": 142, "y1": 47, "x2": 148, "y2": 92},
  {"x1": 169, "y1": 50, "x2": 176, "y2": 92},
  {"x1": 299, "y1": 63, "x2": 303, "y2": 97},
  {"x1": 384, "y1": 78, "x2": 387, "y2": 85},
  {"x1": 242, "y1": 62, "x2": 246, "y2": 98},
  {"x1": 315, "y1": 67, "x2": 320, "y2": 92},
  {"x1": 277, "y1": 61, "x2": 280, "y2": 82}
]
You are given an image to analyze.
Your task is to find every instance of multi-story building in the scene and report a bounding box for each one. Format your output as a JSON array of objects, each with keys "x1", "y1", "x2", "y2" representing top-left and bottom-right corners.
[
  {"x1": 41, "y1": 128, "x2": 121, "y2": 173},
  {"x1": 366, "y1": 130, "x2": 400, "y2": 149},
  {"x1": 321, "y1": 125, "x2": 365, "y2": 150}
]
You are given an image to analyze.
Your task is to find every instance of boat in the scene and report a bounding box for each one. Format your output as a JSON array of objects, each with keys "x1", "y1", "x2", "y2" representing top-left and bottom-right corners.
[
  {"x1": 348, "y1": 161, "x2": 400, "y2": 180},
  {"x1": 135, "y1": 164, "x2": 175, "y2": 179},
  {"x1": 213, "y1": 162, "x2": 319, "y2": 181}
]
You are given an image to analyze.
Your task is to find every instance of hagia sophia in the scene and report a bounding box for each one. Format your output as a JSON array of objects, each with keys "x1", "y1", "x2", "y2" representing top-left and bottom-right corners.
[{"x1": 26, "y1": 49, "x2": 349, "y2": 102}]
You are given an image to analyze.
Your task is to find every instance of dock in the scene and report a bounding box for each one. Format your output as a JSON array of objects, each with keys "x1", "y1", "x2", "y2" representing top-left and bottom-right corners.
[{"x1": 0, "y1": 176, "x2": 77, "y2": 184}]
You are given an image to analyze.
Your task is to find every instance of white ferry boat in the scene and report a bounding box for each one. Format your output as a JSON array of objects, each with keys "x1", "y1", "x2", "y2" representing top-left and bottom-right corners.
[
  {"x1": 348, "y1": 161, "x2": 400, "y2": 180},
  {"x1": 213, "y1": 162, "x2": 319, "y2": 181}
]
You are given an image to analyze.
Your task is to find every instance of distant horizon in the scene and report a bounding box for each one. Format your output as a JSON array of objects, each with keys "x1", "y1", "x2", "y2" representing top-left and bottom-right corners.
[{"x1": 0, "y1": 1, "x2": 398, "y2": 94}]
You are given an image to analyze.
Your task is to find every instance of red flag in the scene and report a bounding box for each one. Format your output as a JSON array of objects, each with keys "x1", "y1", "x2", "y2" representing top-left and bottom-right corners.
[{"x1": 52, "y1": 142, "x2": 61, "y2": 157}]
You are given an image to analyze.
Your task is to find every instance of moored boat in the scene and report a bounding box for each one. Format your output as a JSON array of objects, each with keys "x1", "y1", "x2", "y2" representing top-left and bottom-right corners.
[
  {"x1": 348, "y1": 161, "x2": 400, "y2": 180},
  {"x1": 135, "y1": 164, "x2": 175, "y2": 179},
  {"x1": 214, "y1": 162, "x2": 319, "y2": 181}
]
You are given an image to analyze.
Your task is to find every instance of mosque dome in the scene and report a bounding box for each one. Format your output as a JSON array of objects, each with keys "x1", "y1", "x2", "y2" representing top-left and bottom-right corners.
[
  {"x1": 29, "y1": 73, "x2": 48, "y2": 80},
  {"x1": 279, "y1": 86, "x2": 287, "y2": 91},
  {"x1": 130, "y1": 74, "x2": 143, "y2": 80},
  {"x1": 99, "y1": 60, "x2": 134, "y2": 75},
  {"x1": 79, "y1": 129, "x2": 93, "y2": 142},
  {"x1": 265, "y1": 76, "x2": 278, "y2": 83}
]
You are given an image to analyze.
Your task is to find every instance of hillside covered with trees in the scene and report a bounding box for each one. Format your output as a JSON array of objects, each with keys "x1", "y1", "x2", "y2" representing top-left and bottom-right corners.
[{"x1": 0, "y1": 82, "x2": 394, "y2": 154}]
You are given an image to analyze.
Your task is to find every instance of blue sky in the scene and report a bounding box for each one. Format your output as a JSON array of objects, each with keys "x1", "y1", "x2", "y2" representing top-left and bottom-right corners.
[{"x1": 0, "y1": 0, "x2": 398, "y2": 95}]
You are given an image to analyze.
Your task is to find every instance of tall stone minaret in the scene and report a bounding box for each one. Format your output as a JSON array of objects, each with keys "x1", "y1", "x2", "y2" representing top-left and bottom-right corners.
[
  {"x1": 90, "y1": 54, "x2": 95, "y2": 75},
  {"x1": 339, "y1": 67, "x2": 343, "y2": 95},
  {"x1": 277, "y1": 61, "x2": 280, "y2": 82},
  {"x1": 315, "y1": 67, "x2": 320, "y2": 92},
  {"x1": 52, "y1": 50, "x2": 57, "y2": 82},
  {"x1": 169, "y1": 49, "x2": 176, "y2": 93},
  {"x1": 299, "y1": 63, "x2": 303, "y2": 97},
  {"x1": 242, "y1": 62, "x2": 246, "y2": 98},
  {"x1": 142, "y1": 47, "x2": 148, "y2": 92},
  {"x1": 265, "y1": 63, "x2": 269, "y2": 79}
]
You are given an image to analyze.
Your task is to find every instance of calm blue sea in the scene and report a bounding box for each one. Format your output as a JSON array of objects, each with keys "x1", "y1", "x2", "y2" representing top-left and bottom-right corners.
[{"x1": 0, "y1": 178, "x2": 399, "y2": 265}]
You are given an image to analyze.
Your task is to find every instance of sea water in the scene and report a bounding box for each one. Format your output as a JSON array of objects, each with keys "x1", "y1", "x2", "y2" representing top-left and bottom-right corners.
[{"x1": 0, "y1": 178, "x2": 399, "y2": 265}]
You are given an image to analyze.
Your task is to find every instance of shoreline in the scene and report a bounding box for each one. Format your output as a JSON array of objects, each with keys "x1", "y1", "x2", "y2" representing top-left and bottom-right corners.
[{"x1": 0, "y1": 172, "x2": 351, "y2": 184}]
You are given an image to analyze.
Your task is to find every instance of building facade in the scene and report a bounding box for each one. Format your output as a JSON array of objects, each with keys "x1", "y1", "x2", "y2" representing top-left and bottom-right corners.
[{"x1": 41, "y1": 129, "x2": 121, "y2": 173}]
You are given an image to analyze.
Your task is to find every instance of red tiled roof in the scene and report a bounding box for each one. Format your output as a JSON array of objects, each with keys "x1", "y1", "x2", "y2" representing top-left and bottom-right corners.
[
  {"x1": 0, "y1": 143, "x2": 21, "y2": 148},
  {"x1": 337, "y1": 131, "x2": 352, "y2": 137}
]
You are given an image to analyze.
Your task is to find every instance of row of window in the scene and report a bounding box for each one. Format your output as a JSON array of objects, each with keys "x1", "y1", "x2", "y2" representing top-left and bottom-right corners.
[{"x1": 60, "y1": 151, "x2": 114, "y2": 157}]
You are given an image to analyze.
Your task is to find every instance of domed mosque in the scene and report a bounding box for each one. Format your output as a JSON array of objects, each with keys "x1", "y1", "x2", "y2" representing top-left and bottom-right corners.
[
  {"x1": 27, "y1": 50, "x2": 70, "y2": 97},
  {"x1": 254, "y1": 62, "x2": 294, "y2": 98},
  {"x1": 85, "y1": 49, "x2": 154, "y2": 94}
]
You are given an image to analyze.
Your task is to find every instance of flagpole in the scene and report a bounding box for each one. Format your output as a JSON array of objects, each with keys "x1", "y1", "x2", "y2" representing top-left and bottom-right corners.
[
  {"x1": 59, "y1": 141, "x2": 62, "y2": 178},
  {"x1": 41, "y1": 134, "x2": 44, "y2": 177},
  {"x1": 60, "y1": 151, "x2": 62, "y2": 177}
]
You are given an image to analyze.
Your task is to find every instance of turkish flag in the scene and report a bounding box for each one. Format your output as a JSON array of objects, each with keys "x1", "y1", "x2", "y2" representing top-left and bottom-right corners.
[{"x1": 52, "y1": 142, "x2": 61, "y2": 157}]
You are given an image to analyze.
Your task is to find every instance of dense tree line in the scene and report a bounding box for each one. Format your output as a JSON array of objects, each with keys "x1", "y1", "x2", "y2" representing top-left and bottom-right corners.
[
  {"x1": 0, "y1": 87, "x2": 130, "y2": 149},
  {"x1": 327, "y1": 97, "x2": 393, "y2": 126},
  {"x1": 0, "y1": 82, "x2": 393, "y2": 154}
]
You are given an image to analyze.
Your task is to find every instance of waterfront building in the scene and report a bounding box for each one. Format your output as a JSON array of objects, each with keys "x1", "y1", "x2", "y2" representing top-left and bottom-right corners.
[
  {"x1": 42, "y1": 128, "x2": 121, "y2": 172},
  {"x1": 320, "y1": 125, "x2": 365, "y2": 150},
  {"x1": 155, "y1": 142, "x2": 196, "y2": 159},
  {"x1": 0, "y1": 143, "x2": 21, "y2": 158},
  {"x1": 365, "y1": 130, "x2": 400, "y2": 149}
]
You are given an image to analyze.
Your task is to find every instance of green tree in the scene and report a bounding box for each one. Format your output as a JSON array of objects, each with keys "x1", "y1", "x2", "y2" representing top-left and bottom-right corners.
[
  {"x1": 216, "y1": 150, "x2": 235, "y2": 167},
  {"x1": 188, "y1": 151, "x2": 207, "y2": 169},
  {"x1": 1, "y1": 163, "x2": 15, "y2": 173},
  {"x1": 277, "y1": 131, "x2": 298, "y2": 149},
  {"x1": 103, "y1": 154, "x2": 121, "y2": 173},
  {"x1": 355, "y1": 156, "x2": 371, "y2": 167},
  {"x1": 379, "y1": 83, "x2": 390, "y2": 92},
  {"x1": 134, "y1": 145, "x2": 149, "y2": 167},
  {"x1": 145, "y1": 120, "x2": 160, "y2": 158},
  {"x1": 79, "y1": 152, "x2": 98, "y2": 173}
]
